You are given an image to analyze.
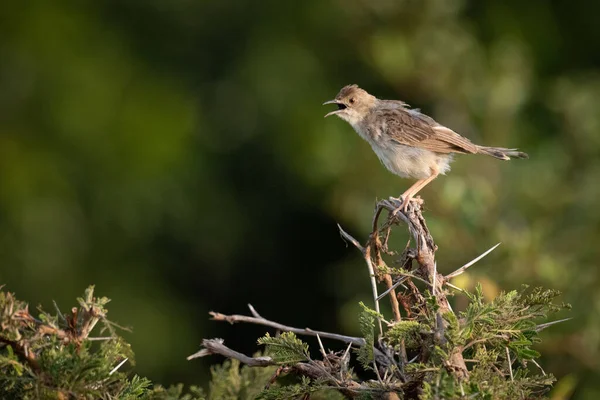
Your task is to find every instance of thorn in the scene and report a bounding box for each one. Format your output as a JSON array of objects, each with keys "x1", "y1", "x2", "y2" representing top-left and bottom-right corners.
[
  {"x1": 531, "y1": 359, "x2": 546, "y2": 376},
  {"x1": 342, "y1": 342, "x2": 353, "y2": 364},
  {"x1": 316, "y1": 334, "x2": 333, "y2": 368},
  {"x1": 109, "y1": 358, "x2": 128, "y2": 375},
  {"x1": 432, "y1": 262, "x2": 437, "y2": 296},
  {"x1": 445, "y1": 282, "x2": 468, "y2": 294},
  {"x1": 446, "y1": 243, "x2": 501, "y2": 279},
  {"x1": 536, "y1": 318, "x2": 572, "y2": 332},
  {"x1": 337, "y1": 224, "x2": 365, "y2": 253},
  {"x1": 247, "y1": 304, "x2": 263, "y2": 319},
  {"x1": 376, "y1": 278, "x2": 408, "y2": 301},
  {"x1": 506, "y1": 348, "x2": 514, "y2": 381}
]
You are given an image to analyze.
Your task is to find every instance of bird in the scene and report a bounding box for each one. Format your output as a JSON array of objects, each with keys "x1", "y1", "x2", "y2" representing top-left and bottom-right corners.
[{"x1": 323, "y1": 84, "x2": 528, "y2": 211}]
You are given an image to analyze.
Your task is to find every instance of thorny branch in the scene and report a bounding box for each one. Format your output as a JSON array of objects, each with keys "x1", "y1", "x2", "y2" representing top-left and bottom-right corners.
[
  {"x1": 207, "y1": 305, "x2": 395, "y2": 366},
  {"x1": 366, "y1": 197, "x2": 469, "y2": 380},
  {"x1": 190, "y1": 196, "x2": 565, "y2": 397},
  {"x1": 189, "y1": 338, "x2": 397, "y2": 398},
  {"x1": 193, "y1": 198, "x2": 469, "y2": 388},
  {"x1": 188, "y1": 338, "x2": 274, "y2": 366},
  {"x1": 338, "y1": 197, "x2": 469, "y2": 378},
  {"x1": 209, "y1": 305, "x2": 364, "y2": 346}
]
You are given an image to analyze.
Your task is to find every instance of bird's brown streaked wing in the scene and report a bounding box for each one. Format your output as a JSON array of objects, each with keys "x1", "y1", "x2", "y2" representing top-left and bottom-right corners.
[
  {"x1": 372, "y1": 108, "x2": 433, "y2": 143},
  {"x1": 375, "y1": 108, "x2": 478, "y2": 154},
  {"x1": 427, "y1": 126, "x2": 478, "y2": 154}
]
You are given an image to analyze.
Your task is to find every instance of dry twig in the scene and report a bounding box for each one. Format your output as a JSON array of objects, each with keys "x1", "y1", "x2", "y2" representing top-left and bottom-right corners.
[
  {"x1": 338, "y1": 224, "x2": 384, "y2": 335},
  {"x1": 210, "y1": 305, "x2": 365, "y2": 346}
]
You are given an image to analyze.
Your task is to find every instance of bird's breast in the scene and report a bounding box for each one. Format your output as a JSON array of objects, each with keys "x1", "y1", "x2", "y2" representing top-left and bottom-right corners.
[{"x1": 369, "y1": 140, "x2": 452, "y2": 179}]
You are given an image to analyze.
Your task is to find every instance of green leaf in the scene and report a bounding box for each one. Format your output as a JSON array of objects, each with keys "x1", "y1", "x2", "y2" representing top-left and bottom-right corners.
[
  {"x1": 356, "y1": 302, "x2": 381, "y2": 370},
  {"x1": 386, "y1": 320, "x2": 421, "y2": 349},
  {"x1": 257, "y1": 332, "x2": 309, "y2": 364}
]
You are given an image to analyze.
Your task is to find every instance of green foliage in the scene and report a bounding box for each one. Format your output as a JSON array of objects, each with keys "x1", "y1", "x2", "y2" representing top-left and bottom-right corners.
[
  {"x1": 459, "y1": 284, "x2": 568, "y2": 362},
  {"x1": 0, "y1": 287, "x2": 257, "y2": 400},
  {"x1": 403, "y1": 283, "x2": 569, "y2": 399},
  {"x1": 257, "y1": 376, "x2": 344, "y2": 400},
  {"x1": 0, "y1": 285, "x2": 150, "y2": 399},
  {"x1": 207, "y1": 358, "x2": 276, "y2": 400},
  {"x1": 386, "y1": 320, "x2": 422, "y2": 349},
  {"x1": 0, "y1": 269, "x2": 569, "y2": 399},
  {"x1": 257, "y1": 332, "x2": 310, "y2": 364},
  {"x1": 420, "y1": 367, "x2": 556, "y2": 400},
  {"x1": 144, "y1": 384, "x2": 206, "y2": 400},
  {"x1": 356, "y1": 302, "x2": 381, "y2": 371},
  {"x1": 245, "y1": 283, "x2": 566, "y2": 399}
]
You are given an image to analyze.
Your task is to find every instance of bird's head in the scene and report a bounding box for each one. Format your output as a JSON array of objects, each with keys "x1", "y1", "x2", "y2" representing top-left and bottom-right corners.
[{"x1": 323, "y1": 84, "x2": 376, "y2": 125}]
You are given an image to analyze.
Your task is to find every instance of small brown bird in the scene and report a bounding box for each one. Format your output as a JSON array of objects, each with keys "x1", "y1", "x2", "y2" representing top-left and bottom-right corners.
[{"x1": 324, "y1": 84, "x2": 528, "y2": 211}]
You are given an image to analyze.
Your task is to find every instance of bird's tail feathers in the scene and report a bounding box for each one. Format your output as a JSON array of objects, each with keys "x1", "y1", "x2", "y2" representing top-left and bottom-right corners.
[{"x1": 476, "y1": 145, "x2": 528, "y2": 160}]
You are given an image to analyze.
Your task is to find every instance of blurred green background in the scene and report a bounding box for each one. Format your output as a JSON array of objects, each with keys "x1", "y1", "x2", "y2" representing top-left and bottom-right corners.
[{"x1": 0, "y1": 0, "x2": 598, "y2": 398}]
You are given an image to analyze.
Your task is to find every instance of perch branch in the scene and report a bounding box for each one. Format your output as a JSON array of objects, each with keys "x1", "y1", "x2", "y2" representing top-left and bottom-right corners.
[{"x1": 380, "y1": 199, "x2": 469, "y2": 380}]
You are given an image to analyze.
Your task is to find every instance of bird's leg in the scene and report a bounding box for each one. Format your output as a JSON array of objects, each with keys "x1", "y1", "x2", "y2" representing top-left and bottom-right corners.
[
  {"x1": 395, "y1": 180, "x2": 425, "y2": 213},
  {"x1": 401, "y1": 172, "x2": 439, "y2": 211},
  {"x1": 391, "y1": 172, "x2": 440, "y2": 214}
]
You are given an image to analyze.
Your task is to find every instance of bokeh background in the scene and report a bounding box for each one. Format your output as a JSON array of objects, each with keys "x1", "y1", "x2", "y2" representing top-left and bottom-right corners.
[{"x1": 1, "y1": 0, "x2": 598, "y2": 398}]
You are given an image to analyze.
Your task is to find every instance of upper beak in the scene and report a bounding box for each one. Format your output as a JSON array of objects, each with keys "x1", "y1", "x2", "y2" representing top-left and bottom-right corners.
[{"x1": 323, "y1": 100, "x2": 342, "y2": 118}]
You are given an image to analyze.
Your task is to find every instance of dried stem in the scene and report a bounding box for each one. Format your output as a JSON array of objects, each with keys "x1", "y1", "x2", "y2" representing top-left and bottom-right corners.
[
  {"x1": 208, "y1": 305, "x2": 398, "y2": 370},
  {"x1": 338, "y1": 224, "x2": 384, "y2": 335},
  {"x1": 188, "y1": 338, "x2": 276, "y2": 365},
  {"x1": 0, "y1": 337, "x2": 40, "y2": 372},
  {"x1": 369, "y1": 202, "x2": 403, "y2": 323},
  {"x1": 190, "y1": 338, "x2": 394, "y2": 398},
  {"x1": 210, "y1": 306, "x2": 365, "y2": 346}
]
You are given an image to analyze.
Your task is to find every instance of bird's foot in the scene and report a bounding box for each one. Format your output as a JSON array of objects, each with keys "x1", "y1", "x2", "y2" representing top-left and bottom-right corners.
[
  {"x1": 388, "y1": 196, "x2": 404, "y2": 209},
  {"x1": 388, "y1": 196, "x2": 407, "y2": 217},
  {"x1": 388, "y1": 196, "x2": 423, "y2": 216}
]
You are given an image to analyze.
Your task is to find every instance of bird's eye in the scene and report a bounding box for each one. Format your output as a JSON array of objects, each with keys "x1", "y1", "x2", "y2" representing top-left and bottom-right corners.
[{"x1": 349, "y1": 98, "x2": 355, "y2": 104}]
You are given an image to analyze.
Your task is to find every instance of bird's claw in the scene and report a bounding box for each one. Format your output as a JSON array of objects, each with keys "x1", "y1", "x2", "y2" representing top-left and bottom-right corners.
[
  {"x1": 388, "y1": 196, "x2": 404, "y2": 209},
  {"x1": 388, "y1": 196, "x2": 423, "y2": 216},
  {"x1": 388, "y1": 196, "x2": 407, "y2": 217}
]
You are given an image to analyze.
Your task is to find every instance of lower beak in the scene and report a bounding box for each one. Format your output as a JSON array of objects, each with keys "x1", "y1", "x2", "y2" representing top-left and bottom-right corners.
[{"x1": 323, "y1": 100, "x2": 342, "y2": 118}]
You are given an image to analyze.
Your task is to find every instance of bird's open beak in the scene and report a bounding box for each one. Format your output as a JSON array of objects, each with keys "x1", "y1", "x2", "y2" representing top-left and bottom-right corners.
[{"x1": 323, "y1": 100, "x2": 345, "y2": 118}]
